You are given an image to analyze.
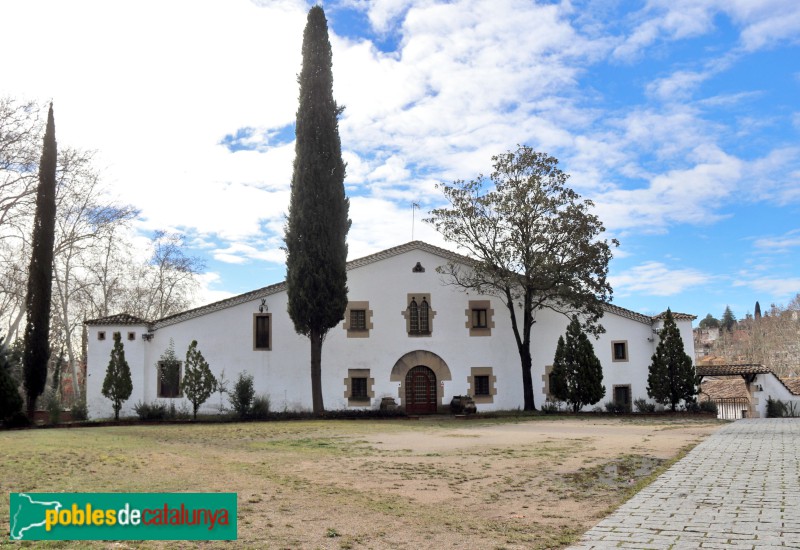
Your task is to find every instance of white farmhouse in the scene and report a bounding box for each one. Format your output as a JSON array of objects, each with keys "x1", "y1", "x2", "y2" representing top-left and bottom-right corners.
[{"x1": 84, "y1": 241, "x2": 696, "y2": 419}]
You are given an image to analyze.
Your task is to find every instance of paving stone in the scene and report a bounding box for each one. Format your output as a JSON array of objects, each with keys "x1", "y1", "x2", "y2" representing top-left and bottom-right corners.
[{"x1": 568, "y1": 419, "x2": 800, "y2": 549}]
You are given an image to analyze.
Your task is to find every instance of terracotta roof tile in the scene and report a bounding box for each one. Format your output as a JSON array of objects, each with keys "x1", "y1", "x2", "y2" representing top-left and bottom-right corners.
[
  {"x1": 779, "y1": 377, "x2": 800, "y2": 396},
  {"x1": 85, "y1": 313, "x2": 150, "y2": 326},
  {"x1": 700, "y1": 378, "x2": 750, "y2": 401},
  {"x1": 696, "y1": 364, "x2": 771, "y2": 376}
]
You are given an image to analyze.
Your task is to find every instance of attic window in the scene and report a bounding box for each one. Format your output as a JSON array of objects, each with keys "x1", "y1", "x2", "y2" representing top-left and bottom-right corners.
[
  {"x1": 412, "y1": 262, "x2": 425, "y2": 273},
  {"x1": 127, "y1": 332, "x2": 136, "y2": 341},
  {"x1": 97, "y1": 331, "x2": 106, "y2": 341}
]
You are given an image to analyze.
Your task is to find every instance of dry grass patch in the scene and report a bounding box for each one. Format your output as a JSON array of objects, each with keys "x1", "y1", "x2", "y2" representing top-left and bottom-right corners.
[{"x1": 0, "y1": 416, "x2": 724, "y2": 549}]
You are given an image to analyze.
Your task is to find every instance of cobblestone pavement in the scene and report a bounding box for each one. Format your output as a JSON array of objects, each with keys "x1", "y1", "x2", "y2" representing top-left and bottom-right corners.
[{"x1": 570, "y1": 419, "x2": 800, "y2": 549}]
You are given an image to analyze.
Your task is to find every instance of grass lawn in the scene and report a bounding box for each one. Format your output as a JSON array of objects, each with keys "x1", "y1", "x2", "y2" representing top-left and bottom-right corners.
[{"x1": 0, "y1": 415, "x2": 725, "y2": 549}]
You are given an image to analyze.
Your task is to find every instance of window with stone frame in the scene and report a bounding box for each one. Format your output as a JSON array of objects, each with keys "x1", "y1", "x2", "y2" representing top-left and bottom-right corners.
[
  {"x1": 468, "y1": 366, "x2": 496, "y2": 404},
  {"x1": 612, "y1": 340, "x2": 628, "y2": 362},
  {"x1": 343, "y1": 301, "x2": 373, "y2": 338},
  {"x1": 351, "y1": 377, "x2": 368, "y2": 399},
  {"x1": 344, "y1": 369, "x2": 374, "y2": 405},
  {"x1": 474, "y1": 375, "x2": 490, "y2": 396},
  {"x1": 465, "y1": 300, "x2": 494, "y2": 336},
  {"x1": 407, "y1": 295, "x2": 432, "y2": 335},
  {"x1": 350, "y1": 309, "x2": 366, "y2": 331}
]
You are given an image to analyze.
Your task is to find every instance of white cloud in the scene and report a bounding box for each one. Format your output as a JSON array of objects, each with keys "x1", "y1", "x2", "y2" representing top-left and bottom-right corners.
[
  {"x1": 733, "y1": 276, "x2": 800, "y2": 298},
  {"x1": 611, "y1": 262, "x2": 712, "y2": 297},
  {"x1": 753, "y1": 230, "x2": 800, "y2": 252}
]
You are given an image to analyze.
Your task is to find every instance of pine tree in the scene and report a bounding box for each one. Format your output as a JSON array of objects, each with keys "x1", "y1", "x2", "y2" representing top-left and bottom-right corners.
[
  {"x1": 284, "y1": 6, "x2": 350, "y2": 414},
  {"x1": 0, "y1": 334, "x2": 23, "y2": 423},
  {"x1": 721, "y1": 305, "x2": 736, "y2": 332},
  {"x1": 647, "y1": 309, "x2": 697, "y2": 411},
  {"x1": 550, "y1": 316, "x2": 605, "y2": 412},
  {"x1": 102, "y1": 332, "x2": 133, "y2": 420},
  {"x1": 22, "y1": 103, "x2": 57, "y2": 418},
  {"x1": 182, "y1": 340, "x2": 216, "y2": 419}
]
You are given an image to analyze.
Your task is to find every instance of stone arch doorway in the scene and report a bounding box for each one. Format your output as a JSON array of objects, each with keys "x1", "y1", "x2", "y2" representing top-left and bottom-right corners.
[
  {"x1": 405, "y1": 366, "x2": 437, "y2": 414},
  {"x1": 390, "y1": 350, "x2": 452, "y2": 414}
]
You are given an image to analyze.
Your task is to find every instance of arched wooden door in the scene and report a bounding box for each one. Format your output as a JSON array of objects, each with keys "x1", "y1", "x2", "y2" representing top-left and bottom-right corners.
[{"x1": 405, "y1": 365, "x2": 437, "y2": 414}]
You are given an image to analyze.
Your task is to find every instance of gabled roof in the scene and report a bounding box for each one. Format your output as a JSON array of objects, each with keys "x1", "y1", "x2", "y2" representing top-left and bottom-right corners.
[
  {"x1": 653, "y1": 311, "x2": 697, "y2": 321},
  {"x1": 780, "y1": 378, "x2": 800, "y2": 396},
  {"x1": 84, "y1": 313, "x2": 149, "y2": 326},
  {"x1": 85, "y1": 240, "x2": 693, "y2": 331},
  {"x1": 700, "y1": 378, "x2": 750, "y2": 401},
  {"x1": 696, "y1": 364, "x2": 771, "y2": 377}
]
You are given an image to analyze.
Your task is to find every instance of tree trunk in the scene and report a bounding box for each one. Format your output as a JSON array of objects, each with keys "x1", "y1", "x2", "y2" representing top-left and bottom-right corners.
[
  {"x1": 519, "y1": 345, "x2": 535, "y2": 410},
  {"x1": 310, "y1": 328, "x2": 324, "y2": 414}
]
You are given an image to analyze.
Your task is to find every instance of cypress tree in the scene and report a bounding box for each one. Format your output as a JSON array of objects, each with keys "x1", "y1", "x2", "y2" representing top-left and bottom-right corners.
[
  {"x1": 550, "y1": 316, "x2": 605, "y2": 412},
  {"x1": 285, "y1": 6, "x2": 350, "y2": 414},
  {"x1": 647, "y1": 309, "x2": 697, "y2": 411},
  {"x1": 0, "y1": 334, "x2": 24, "y2": 423},
  {"x1": 101, "y1": 332, "x2": 133, "y2": 420},
  {"x1": 22, "y1": 103, "x2": 57, "y2": 418},
  {"x1": 754, "y1": 301, "x2": 762, "y2": 320}
]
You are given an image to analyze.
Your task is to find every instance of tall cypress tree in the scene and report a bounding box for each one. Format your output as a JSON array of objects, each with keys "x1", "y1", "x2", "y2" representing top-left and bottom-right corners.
[
  {"x1": 22, "y1": 103, "x2": 57, "y2": 418},
  {"x1": 550, "y1": 316, "x2": 605, "y2": 412},
  {"x1": 647, "y1": 309, "x2": 697, "y2": 411},
  {"x1": 285, "y1": 6, "x2": 350, "y2": 414}
]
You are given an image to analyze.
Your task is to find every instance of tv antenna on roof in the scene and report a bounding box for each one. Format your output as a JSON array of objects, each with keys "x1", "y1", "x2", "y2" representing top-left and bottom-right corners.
[{"x1": 411, "y1": 202, "x2": 420, "y2": 241}]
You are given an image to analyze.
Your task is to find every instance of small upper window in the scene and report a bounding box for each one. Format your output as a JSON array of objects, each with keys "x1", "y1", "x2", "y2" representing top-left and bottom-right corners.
[
  {"x1": 612, "y1": 341, "x2": 628, "y2": 362},
  {"x1": 254, "y1": 313, "x2": 271, "y2": 350},
  {"x1": 472, "y1": 309, "x2": 488, "y2": 329},
  {"x1": 350, "y1": 309, "x2": 366, "y2": 331},
  {"x1": 127, "y1": 331, "x2": 136, "y2": 341},
  {"x1": 97, "y1": 331, "x2": 106, "y2": 341}
]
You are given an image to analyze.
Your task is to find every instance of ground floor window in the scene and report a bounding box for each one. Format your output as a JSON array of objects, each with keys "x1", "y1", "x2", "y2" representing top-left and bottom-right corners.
[
  {"x1": 474, "y1": 375, "x2": 490, "y2": 396},
  {"x1": 613, "y1": 385, "x2": 631, "y2": 412},
  {"x1": 158, "y1": 361, "x2": 182, "y2": 398},
  {"x1": 468, "y1": 366, "x2": 496, "y2": 404},
  {"x1": 344, "y1": 369, "x2": 374, "y2": 406}
]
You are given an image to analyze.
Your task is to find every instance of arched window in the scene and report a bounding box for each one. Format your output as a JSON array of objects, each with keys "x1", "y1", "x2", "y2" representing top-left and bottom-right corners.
[
  {"x1": 409, "y1": 298, "x2": 419, "y2": 333},
  {"x1": 419, "y1": 297, "x2": 430, "y2": 333}
]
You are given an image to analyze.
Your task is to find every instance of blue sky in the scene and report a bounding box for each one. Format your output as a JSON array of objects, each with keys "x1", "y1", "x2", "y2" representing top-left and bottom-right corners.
[{"x1": 2, "y1": 0, "x2": 799, "y2": 322}]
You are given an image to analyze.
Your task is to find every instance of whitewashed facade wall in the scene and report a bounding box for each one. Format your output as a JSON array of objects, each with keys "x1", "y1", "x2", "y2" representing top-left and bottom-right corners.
[{"x1": 85, "y1": 243, "x2": 695, "y2": 419}]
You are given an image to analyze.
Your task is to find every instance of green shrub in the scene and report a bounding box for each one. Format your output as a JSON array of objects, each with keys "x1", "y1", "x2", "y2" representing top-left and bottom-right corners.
[
  {"x1": 251, "y1": 394, "x2": 271, "y2": 419},
  {"x1": 634, "y1": 398, "x2": 655, "y2": 413},
  {"x1": 45, "y1": 389, "x2": 61, "y2": 424},
  {"x1": 604, "y1": 401, "x2": 629, "y2": 414},
  {"x1": 767, "y1": 396, "x2": 786, "y2": 418},
  {"x1": 699, "y1": 400, "x2": 718, "y2": 415},
  {"x1": 229, "y1": 372, "x2": 255, "y2": 419},
  {"x1": 133, "y1": 401, "x2": 169, "y2": 421},
  {"x1": 70, "y1": 400, "x2": 88, "y2": 421},
  {"x1": 541, "y1": 399, "x2": 562, "y2": 414}
]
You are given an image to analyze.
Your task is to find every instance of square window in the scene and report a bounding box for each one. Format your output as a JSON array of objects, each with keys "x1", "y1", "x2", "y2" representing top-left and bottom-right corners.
[
  {"x1": 351, "y1": 377, "x2": 368, "y2": 400},
  {"x1": 158, "y1": 361, "x2": 182, "y2": 398},
  {"x1": 472, "y1": 309, "x2": 488, "y2": 329},
  {"x1": 254, "y1": 314, "x2": 271, "y2": 350},
  {"x1": 613, "y1": 341, "x2": 628, "y2": 362},
  {"x1": 97, "y1": 331, "x2": 106, "y2": 341},
  {"x1": 350, "y1": 309, "x2": 366, "y2": 331},
  {"x1": 127, "y1": 331, "x2": 136, "y2": 341},
  {"x1": 474, "y1": 375, "x2": 490, "y2": 396}
]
